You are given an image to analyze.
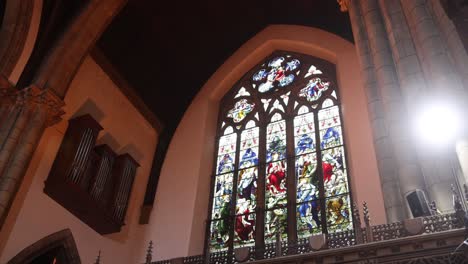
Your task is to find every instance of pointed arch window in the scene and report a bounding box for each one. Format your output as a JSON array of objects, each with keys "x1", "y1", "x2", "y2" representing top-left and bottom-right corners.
[{"x1": 208, "y1": 52, "x2": 353, "y2": 253}]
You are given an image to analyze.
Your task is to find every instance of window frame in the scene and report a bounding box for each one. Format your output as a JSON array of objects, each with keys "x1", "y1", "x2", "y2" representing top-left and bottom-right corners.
[{"x1": 206, "y1": 51, "x2": 355, "y2": 255}]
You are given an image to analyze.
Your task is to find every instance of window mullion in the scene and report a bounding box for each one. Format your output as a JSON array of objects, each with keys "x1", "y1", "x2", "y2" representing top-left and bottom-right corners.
[
  {"x1": 228, "y1": 132, "x2": 242, "y2": 254},
  {"x1": 285, "y1": 115, "x2": 298, "y2": 246},
  {"x1": 255, "y1": 124, "x2": 267, "y2": 257},
  {"x1": 313, "y1": 109, "x2": 328, "y2": 237}
]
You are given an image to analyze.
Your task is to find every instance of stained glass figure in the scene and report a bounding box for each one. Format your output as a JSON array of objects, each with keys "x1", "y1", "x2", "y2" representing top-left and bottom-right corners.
[
  {"x1": 297, "y1": 202, "x2": 321, "y2": 238},
  {"x1": 235, "y1": 87, "x2": 251, "y2": 98},
  {"x1": 299, "y1": 78, "x2": 330, "y2": 102},
  {"x1": 234, "y1": 213, "x2": 256, "y2": 247},
  {"x1": 265, "y1": 207, "x2": 287, "y2": 243},
  {"x1": 237, "y1": 168, "x2": 258, "y2": 203},
  {"x1": 227, "y1": 99, "x2": 255, "y2": 123},
  {"x1": 217, "y1": 133, "x2": 237, "y2": 174},
  {"x1": 266, "y1": 120, "x2": 286, "y2": 162},
  {"x1": 294, "y1": 113, "x2": 315, "y2": 155},
  {"x1": 319, "y1": 106, "x2": 342, "y2": 150},
  {"x1": 295, "y1": 154, "x2": 317, "y2": 185},
  {"x1": 212, "y1": 187, "x2": 232, "y2": 220},
  {"x1": 266, "y1": 161, "x2": 287, "y2": 200},
  {"x1": 240, "y1": 127, "x2": 259, "y2": 169},
  {"x1": 326, "y1": 194, "x2": 353, "y2": 233},
  {"x1": 216, "y1": 153, "x2": 235, "y2": 174},
  {"x1": 322, "y1": 147, "x2": 348, "y2": 197},
  {"x1": 210, "y1": 219, "x2": 230, "y2": 251},
  {"x1": 295, "y1": 153, "x2": 321, "y2": 237},
  {"x1": 253, "y1": 56, "x2": 301, "y2": 93},
  {"x1": 304, "y1": 65, "x2": 323, "y2": 78}
]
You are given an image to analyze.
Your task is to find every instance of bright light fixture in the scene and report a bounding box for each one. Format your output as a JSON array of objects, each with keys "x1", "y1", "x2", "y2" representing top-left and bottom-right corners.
[{"x1": 415, "y1": 104, "x2": 461, "y2": 146}]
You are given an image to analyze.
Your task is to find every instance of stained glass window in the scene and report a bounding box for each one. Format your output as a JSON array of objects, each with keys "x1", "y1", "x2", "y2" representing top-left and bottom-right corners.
[{"x1": 209, "y1": 51, "x2": 352, "y2": 253}]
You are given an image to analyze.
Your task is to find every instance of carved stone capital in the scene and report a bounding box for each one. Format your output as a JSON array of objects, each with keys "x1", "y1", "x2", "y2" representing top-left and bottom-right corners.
[
  {"x1": 5, "y1": 85, "x2": 65, "y2": 126},
  {"x1": 337, "y1": 0, "x2": 350, "y2": 12}
]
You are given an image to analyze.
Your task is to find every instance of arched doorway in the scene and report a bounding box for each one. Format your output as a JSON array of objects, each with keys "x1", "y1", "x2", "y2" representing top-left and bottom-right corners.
[{"x1": 7, "y1": 229, "x2": 81, "y2": 264}]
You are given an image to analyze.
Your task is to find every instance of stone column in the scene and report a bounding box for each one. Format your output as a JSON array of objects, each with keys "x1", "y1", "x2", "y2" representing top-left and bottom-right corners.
[
  {"x1": 400, "y1": 0, "x2": 465, "y2": 102},
  {"x1": 361, "y1": 0, "x2": 427, "y2": 218},
  {"x1": 0, "y1": 85, "x2": 64, "y2": 228},
  {"x1": 343, "y1": 0, "x2": 405, "y2": 222},
  {"x1": 399, "y1": 0, "x2": 467, "y2": 213},
  {"x1": 428, "y1": 0, "x2": 468, "y2": 89}
]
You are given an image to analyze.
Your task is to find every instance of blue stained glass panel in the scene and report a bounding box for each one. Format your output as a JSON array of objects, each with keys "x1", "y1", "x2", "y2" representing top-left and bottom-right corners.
[
  {"x1": 237, "y1": 168, "x2": 258, "y2": 206},
  {"x1": 216, "y1": 153, "x2": 235, "y2": 174},
  {"x1": 253, "y1": 56, "x2": 301, "y2": 93},
  {"x1": 240, "y1": 127, "x2": 259, "y2": 169},
  {"x1": 296, "y1": 202, "x2": 322, "y2": 238},
  {"x1": 294, "y1": 113, "x2": 315, "y2": 155},
  {"x1": 318, "y1": 106, "x2": 342, "y2": 150},
  {"x1": 299, "y1": 77, "x2": 331, "y2": 102}
]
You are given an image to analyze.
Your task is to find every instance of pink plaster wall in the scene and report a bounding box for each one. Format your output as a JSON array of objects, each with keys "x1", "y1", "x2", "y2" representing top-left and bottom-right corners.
[
  {"x1": 142, "y1": 25, "x2": 386, "y2": 261},
  {"x1": 0, "y1": 56, "x2": 157, "y2": 263}
]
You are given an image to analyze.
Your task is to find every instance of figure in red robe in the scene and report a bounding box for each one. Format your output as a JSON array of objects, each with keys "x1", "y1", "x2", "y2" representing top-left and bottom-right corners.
[
  {"x1": 235, "y1": 204, "x2": 255, "y2": 241},
  {"x1": 267, "y1": 161, "x2": 286, "y2": 194},
  {"x1": 322, "y1": 162, "x2": 333, "y2": 182}
]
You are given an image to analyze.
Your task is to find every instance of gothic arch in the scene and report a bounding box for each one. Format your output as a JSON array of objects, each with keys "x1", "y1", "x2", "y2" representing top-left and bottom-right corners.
[
  {"x1": 0, "y1": 0, "x2": 37, "y2": 80},
  {"x1": 32, "y1": 0, "x2": 127, "y2": 98},
  {"x1": 7, "y1": 228, "x2": 81, "y2": 264},
  {"x1": 149, "y1": 25, "x2": 384, "y2": 259}
]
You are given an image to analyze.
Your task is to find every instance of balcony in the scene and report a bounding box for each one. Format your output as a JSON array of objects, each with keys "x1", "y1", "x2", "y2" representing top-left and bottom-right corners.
[{"x1": 142, "y1": 210, "x2": 468, "y2": 264}]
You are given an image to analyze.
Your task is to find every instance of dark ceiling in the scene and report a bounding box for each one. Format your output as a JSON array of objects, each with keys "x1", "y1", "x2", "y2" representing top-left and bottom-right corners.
[
  {"x1": 96, "y1": 0, "x2": 353, "y2": 205},
  {"x1": 97, "y1": 0, "x2": 353, "y2": 129}
]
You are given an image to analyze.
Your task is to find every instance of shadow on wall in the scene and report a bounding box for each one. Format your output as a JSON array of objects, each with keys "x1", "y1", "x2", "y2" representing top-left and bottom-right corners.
[
  {"x1": 97, "y1": 132, "x2": 121, "y2": 152},
  {"x1": 72, "y1": 99, "x2": 105, "y2": 123}
]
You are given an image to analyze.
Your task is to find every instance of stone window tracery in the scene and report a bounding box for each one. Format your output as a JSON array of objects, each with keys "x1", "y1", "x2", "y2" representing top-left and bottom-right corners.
[{"x1": 208, "y1": 51, "x2": 353, "y2": 252}]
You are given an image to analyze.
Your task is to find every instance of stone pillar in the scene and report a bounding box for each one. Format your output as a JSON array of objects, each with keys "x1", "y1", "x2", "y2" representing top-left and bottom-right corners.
[
  {"x1": 400, "y1": 0, "x2": 465, "y2": 101},
  {"x1": 429, "y1": 0, "x2": 468, "y2": 89},
  {"x1": 360, "y1": 0, "x2": 427, "y2": 218},
  {"x1": 399, "y1": 0, "x2": 467, "y2": 213},
  {"x1": 456, "y1": 140, "x2": 468, "y2": 185},
  {"x1": 344, "y1": 0, "x2": 405, "y2": 222},
  {"x1": 0, "y1": 85, "x2": 64, "y2": 228}
]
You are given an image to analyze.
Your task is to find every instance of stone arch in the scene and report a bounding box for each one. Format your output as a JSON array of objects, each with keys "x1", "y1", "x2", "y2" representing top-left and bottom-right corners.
[
  {"x1": 7, "y1": 228, "x2": 81, "y2": 264},
  {"x1": 31, "y1": 0, "x2": 127, "y2": 99},
  {"x1": 0, "y1": 0, "x2": 38, "y2": 81}
]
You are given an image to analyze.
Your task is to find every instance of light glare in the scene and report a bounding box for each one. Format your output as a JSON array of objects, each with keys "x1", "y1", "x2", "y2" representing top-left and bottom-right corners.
[{"x1": 416, "y1": 104, "x2": 460, "y2": 146}]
